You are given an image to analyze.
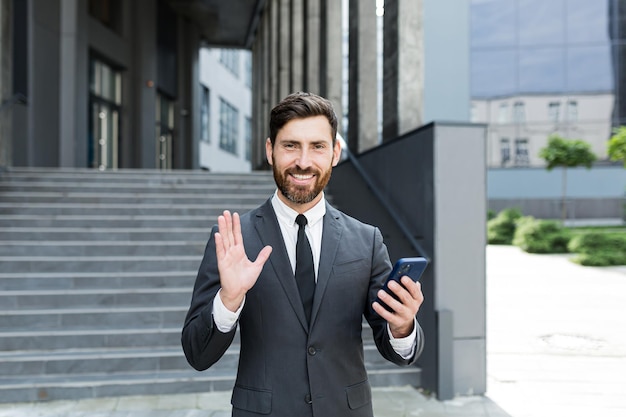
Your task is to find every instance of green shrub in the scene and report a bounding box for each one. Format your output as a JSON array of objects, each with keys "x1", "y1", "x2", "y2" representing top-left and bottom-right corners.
[
  {"x1": 487, "y1": 208, "x2": 522, "y2": 244},
  {"x1": 571, "y1": 250, "x2": 626, "y2": 267},
  {"x1": 568, "y1": 233, "x2": 626, "y2": 254},
  {"x1": 487, "y1": 209, "x2": 496, "y2": 221},
  {"x1": 567, "y1": 232, "x2": 626, "y2": 266},
  {"x1": 512, "y1": 216, "x2": 570, "y2": 253}
]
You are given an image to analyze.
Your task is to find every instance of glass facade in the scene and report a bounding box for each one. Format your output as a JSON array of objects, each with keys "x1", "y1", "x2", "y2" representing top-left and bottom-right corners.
[
  {"x1": 470, "y1": 0, "x2": 625, "y2": 167},
  {"x1": 88, "y1": 58, "x2": 121, "y2": 170},
  {"x1": 219, "y1": 97, "x2": 239, "y2": 155}
]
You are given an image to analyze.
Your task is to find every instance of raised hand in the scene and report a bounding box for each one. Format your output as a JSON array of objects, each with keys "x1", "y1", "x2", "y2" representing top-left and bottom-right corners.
[{"x1": 215, "y1": 210, "x2": 273, "y2": 312}]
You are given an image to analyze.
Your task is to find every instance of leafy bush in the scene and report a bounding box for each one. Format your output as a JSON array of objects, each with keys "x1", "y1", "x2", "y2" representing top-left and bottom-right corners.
[
  {"x1": 487, "y1": 209, "x2": 496, "y2": 221},
  {"x1": 568, "y1": 232, "x2": 626, "y2": 266},
  {"x1": 572, "y1": 251, "x2": 626, "y2": 267},
  {"x1": 512, "y1": 216, "x2": 570, "y2": 253},
  {"x1": 487, "y1": 208, "x2": 522, "y2": 244}
]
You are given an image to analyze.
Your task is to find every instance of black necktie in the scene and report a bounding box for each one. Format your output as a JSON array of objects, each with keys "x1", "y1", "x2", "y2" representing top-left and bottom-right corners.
[{"x1": 295, "y1": 214, "x2": 315, "y2": 323}]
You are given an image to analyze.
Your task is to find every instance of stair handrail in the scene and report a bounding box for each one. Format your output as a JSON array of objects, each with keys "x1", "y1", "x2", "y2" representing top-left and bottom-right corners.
[{"x1": 339, "y1": 138, "x2": 430, "y2": 261}]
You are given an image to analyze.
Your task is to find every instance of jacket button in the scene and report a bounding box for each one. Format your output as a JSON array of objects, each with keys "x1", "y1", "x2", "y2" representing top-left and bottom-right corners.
[
  {"x1": 307, "y1": 346, "x2": 316, "y2": 355},
  {"x1": 305, "y1": 394, "x2": 312, "y2": 404}
]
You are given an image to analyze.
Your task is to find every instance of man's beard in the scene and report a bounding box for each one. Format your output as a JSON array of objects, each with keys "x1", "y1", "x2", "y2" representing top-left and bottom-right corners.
[{"x1": 272, "y1": 161, "x2": 332, "y2": 205}]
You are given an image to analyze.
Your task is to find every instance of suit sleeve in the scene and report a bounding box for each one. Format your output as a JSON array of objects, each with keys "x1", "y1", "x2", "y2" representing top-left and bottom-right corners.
[
  {"x1": 181, "y1": 226, "x2": 237, "y2": 371},
  {"x1": 364, "y1": 227, "x2": 425, "y2": 366}
]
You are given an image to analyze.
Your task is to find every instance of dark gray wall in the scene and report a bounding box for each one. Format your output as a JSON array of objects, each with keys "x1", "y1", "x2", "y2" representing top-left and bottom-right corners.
[{"x1": 328, "y1": 122, "x2": 488, "y2": 399}]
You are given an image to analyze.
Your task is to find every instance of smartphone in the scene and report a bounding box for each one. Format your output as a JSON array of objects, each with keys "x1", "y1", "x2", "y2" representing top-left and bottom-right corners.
[{"x1": 375, "y1": 257, "x2": 428, "y2": 312}]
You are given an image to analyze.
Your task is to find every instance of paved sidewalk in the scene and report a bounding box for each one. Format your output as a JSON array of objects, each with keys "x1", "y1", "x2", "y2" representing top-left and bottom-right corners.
[
  {"x1": 486, "y1": 245, "x2": 626, "y2": 417},
  {"x1": 1, "y1": 245, "x2": 624, "y2": 416},
  {"x1": 0, "y1": 386, "x2": 511, "y2": 417}
]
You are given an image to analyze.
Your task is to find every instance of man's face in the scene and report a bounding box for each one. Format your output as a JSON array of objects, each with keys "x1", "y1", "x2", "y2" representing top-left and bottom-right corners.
[{"x1": 266, "y1": 115, "x2": 341, "y2": 213}]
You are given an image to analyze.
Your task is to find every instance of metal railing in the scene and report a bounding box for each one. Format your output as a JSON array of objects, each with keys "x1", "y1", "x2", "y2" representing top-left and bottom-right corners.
[{"x1": 340, "y1": 139, "x2": 430, "y2": 261}]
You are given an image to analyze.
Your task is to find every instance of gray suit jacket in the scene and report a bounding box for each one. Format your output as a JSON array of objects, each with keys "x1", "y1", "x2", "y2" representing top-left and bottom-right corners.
[{"x1": 181, "y1": 198, "x2": 424, "y2": 417}]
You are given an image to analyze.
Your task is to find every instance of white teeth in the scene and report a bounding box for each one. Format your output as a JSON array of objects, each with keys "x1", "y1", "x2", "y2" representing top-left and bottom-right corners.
[{"x1": 293, "y1": 174, "x2": 313, "y2": 180}]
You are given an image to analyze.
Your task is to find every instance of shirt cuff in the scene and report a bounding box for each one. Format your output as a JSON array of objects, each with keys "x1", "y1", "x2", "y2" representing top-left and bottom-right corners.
[
  {"x1": 388, "y1": 318, "x2": 417, "y2": 359},
  {"x1": 212, "y1": 288, "x2": 245, "y2": 333}
]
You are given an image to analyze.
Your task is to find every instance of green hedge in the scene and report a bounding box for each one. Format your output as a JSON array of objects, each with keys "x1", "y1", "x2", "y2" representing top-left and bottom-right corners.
[
  {"x1": 512, "y1": 216, "x2": 570, "y2": 253},
  {"x1": 487, "y1": 208, "x2": 522, "y2": 244},
  {"x1": 568, "y1": 233, "x2": 626, "y2": 266}
]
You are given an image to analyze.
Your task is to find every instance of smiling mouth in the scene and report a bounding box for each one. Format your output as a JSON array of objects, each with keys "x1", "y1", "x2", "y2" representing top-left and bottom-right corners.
[{"x1": 291, "y1": 173, "x2": 314, "y2": 181}]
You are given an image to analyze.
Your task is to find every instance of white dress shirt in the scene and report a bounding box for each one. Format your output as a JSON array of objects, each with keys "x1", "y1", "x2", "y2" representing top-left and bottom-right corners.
[{"x1": 212, "y1": 191, "x2": 417, "y2": 358}]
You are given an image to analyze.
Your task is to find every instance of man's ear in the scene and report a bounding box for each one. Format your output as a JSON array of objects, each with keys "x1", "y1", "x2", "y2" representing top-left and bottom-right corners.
[
  {"x1": 332, "y1": 138, "x2": 341, "y2": 167},
  {"x1": 265, "y1": 138, "x2": 273, "y2": 166}
]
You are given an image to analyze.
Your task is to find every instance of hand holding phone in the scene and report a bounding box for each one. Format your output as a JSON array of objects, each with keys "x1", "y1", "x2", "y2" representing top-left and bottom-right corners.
[{"x1": 376, "y1": 257, "x2": 428, "y2": 312}]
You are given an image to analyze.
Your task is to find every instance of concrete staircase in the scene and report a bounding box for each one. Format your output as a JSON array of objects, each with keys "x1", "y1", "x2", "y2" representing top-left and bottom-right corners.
[{"x1": 0, "y1": 168, "x2": 420, "y2": 403}]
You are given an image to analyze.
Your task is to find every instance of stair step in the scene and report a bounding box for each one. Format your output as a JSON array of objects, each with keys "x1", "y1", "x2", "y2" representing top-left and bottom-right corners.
[
  {"x1": 0, "y1": 287, "x2": 192, "y2": 309},
  {"x1": 0, "y1": 328, "x2": 182, "y2": 351},
  {"x1": 0, "y1": 227, "x2": 211, "y2": 241},
  {"x1": 0, "y1": 191, "x2": 272, "y2": 205},
  {"x1": 0, "y1": 369, "x2": 238, "y2": 403},
  {"x1": 0, "y1": 241, "x2": 205, "y2": 256},
  {"x1": 0, "y1": 306, "x2": 188, "y2": 331},
  {"x1": 0, "y1": 215, "x2": 217, "y2": 228},
  {"x1": 0, "y1": 202, "x2": 259, "y2": 216},
  {"x1": 0, "y1": 255, "x2": 202, "y2": 273},
  {"x1": 0, "y1": 270, "x2": 196, "y2": 290}
]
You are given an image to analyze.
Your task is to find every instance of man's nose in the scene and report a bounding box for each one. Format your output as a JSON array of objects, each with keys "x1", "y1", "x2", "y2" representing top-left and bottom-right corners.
[{"x1": 296, "y1": 149, "x2": 312, "y2": 168}]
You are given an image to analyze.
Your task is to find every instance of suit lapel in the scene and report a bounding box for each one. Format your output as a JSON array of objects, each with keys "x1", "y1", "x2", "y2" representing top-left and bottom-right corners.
[
  {"x1": 253, "y1": 200, "x2": 310, "y2": 331},
  {"x1": 310, "y1": 203, "x2": 343, "y2": 327}
]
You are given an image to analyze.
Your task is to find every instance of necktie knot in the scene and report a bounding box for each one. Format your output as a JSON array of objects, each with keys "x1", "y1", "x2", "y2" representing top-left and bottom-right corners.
[{"x1": 296, "y1": 214, "x2": 308, "y2": 228}]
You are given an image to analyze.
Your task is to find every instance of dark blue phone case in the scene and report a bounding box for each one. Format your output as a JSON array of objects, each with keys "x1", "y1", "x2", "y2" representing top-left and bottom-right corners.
[{"x1": 376, "y1": 257, "x2": 428, "y2": 312}]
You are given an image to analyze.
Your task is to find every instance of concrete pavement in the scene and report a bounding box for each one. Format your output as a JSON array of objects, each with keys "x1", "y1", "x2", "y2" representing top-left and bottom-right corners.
[{"x1": 1, "y1": 244, "x2": 624, "y2": 416}]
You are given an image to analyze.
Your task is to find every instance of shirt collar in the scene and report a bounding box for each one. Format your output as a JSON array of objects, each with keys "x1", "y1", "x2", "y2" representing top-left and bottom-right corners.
[{"x1": 271, "y1": 190, "x2": 326, "y2": 227}]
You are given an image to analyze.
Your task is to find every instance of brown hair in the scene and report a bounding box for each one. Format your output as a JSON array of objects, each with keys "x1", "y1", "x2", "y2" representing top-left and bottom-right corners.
[{"x1": 268, "y1": 92, "x2": 338, "y2": 145}]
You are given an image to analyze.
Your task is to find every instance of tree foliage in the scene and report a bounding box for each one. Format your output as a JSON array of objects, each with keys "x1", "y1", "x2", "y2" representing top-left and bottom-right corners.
[
  {"x1": 538, "y1": 135, "x2": 597, "y2": 220},
  {"x1": 539, "y1": 134, "x2": 597, "y2": 170},
  {"x1": 608, "y1": 126, "x2": 626, "y2": 167}
]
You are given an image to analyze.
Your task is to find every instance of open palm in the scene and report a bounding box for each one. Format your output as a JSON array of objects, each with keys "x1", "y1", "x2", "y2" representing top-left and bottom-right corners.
[{"x1": 215, "y1": 210, "x2": 272, "y2": 311}]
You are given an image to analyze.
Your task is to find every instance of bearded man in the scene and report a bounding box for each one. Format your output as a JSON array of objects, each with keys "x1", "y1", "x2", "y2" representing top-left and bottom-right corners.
[{"x1": 182, "y1": 92, "x2": 425, "y2": 417}]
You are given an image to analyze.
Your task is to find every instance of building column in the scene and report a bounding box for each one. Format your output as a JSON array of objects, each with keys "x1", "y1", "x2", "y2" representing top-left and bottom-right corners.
[
  {"x1": 252, "y1": 5, "x2": 272, "y2": 170},
  {"x1": 383, "y1": 0, "x2": 423, "y2": 140},
  {"x1": 291, "y1": 0, "x2": 304, "y2": 93},
  {"x1": 323, "y1": 0, "x2": 343, "y2": 133},
  {"x1": 348, "y1": 0, "x2": 377, "y2": 153},
  {"x1": 132, "y1": 0, "x2": 157, "y2": 169},
  {"x1": 0, "y1": 0, "x2": 12, "y2": 168},
  {"x1": 278, "y1": 0, "x2": 290, "y2": 100},
  {"x1": 306, "y1": 0, "x2": 321, "y2": 94},
  {"x1": 58, "y1": 0, "x2": 78, "y2": 167}
]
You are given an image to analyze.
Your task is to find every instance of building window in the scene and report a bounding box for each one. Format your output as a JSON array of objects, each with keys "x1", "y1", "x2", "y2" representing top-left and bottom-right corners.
[
  {"x1": 500, "y1": 138, "x2": 510, "y2": 166},
  {"x1": 201, "y1": 86, "x2": 210, "y2": 142},
  {"x1": 548, "y1": 102, "x2": 560, "y2": 122},
  {"x1": 88, "y1": 0, "x2": 121, "y2": 33},
  {"x1": 567, "y1": 100, "x2": 578, "y2": 122},
  {"x1": 245, "y1": 117, "x2": 252, "y2": 162},
  {"x1": 220, "y1": 49, "x2": 240, "y2": 77},
  {"x1": 512, "y1": 101, "x2": 525, "y2": 123},
  {"x1": 89, "y1": 57, "x2": 122, "y2": 170},
  {"x1": 219, "y1": 98, "x2": 239, "y2": 155},
  {"x1": 514, "y1": 138, "x2": 529, "y2": 166},
  {"x1": 498, "y1": 103, "x2": 509, "y2": 123}
]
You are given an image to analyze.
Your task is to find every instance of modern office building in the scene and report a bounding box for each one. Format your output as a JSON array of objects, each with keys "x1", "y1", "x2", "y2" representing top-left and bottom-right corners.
[
  {"x1": 198, "y1": 48, "x2": 253, "y2": 172},
  {"x1": 470, "y1": 0, "x2": 625, "y2": 168}
]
